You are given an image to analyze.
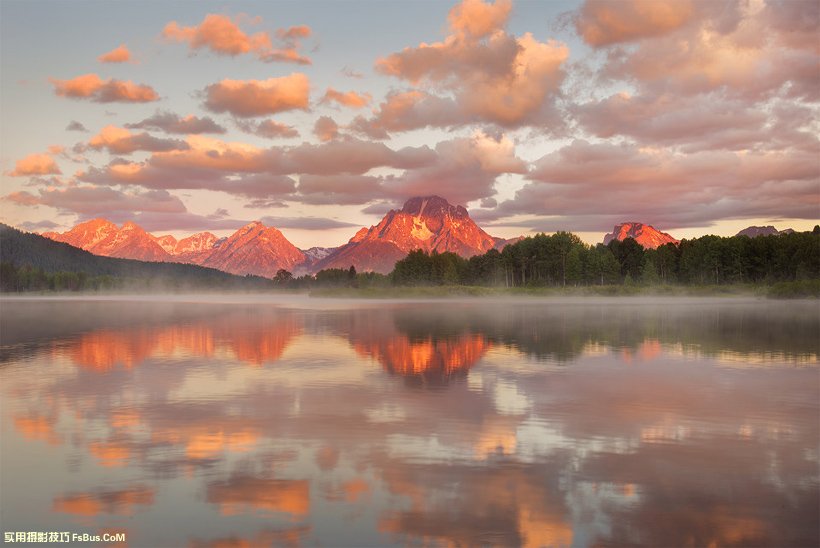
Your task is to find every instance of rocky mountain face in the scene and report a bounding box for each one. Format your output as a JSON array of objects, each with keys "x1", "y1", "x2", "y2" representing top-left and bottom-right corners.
[
  {"x1": 200, "y1": 221, "x2": 305, "y2": 277},
  {"x1": 44, "y1": 219, "x2": 172, "y2": 262},
  {"x1": 736, "y1": 226, "x2": 795, "y2": 238},
  {"x1": 603, "y1": 222, "x2": 680, "y2": 249},
  {"x1": 43, "y1": 219, "x2": 304, "y2": 277},
  {"x1": 315, "y1": 196, "x2": 502, "y2": 273}
]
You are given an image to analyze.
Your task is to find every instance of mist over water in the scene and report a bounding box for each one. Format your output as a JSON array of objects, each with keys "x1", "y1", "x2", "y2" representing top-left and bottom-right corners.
[{"x1": 1, "y1": 296, "x2": 817, "y2": 547}]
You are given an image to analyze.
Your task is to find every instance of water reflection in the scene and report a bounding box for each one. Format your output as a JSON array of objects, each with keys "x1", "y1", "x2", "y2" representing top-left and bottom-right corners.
[{"x1": 0, "y1": 297, "x2": 817, "y2": 547}]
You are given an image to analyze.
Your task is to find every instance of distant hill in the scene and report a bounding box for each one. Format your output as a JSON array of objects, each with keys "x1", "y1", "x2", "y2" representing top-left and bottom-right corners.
[
  {"x1": 736, "y1": 226, "x2": 795, "y2": 238},
  {"x1": 0, "y1": 224, "x2": 271, "y2": 289}
]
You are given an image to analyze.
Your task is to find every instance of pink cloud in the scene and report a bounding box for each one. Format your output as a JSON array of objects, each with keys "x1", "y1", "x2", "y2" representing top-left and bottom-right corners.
[
  {"x1": 313, "y1": 116, "x2": 339, "y2": 142},
  {"x1": 88, "y1": 126, "x2": 189, "y2": 154},
  {"x1": 489, "y1": 139, "x2": 820, "y2": 230},
  {"x1": 98, "y1": 44, "x2": 132, "y2": 63},
  {"x1": 163, "y1": 14, "x2": 271, "y2": 56},
  {"x1": 8, "y1": 153, "x2": 61, "y2": 177},
  {"x1": 370, "y1": 0, "x2": 568, "y2": 131},
  {"x1": 126, "y1": 111, "x2": 226, "y2": 134},
  {"x1": 236, "y1": 119, "x2": 299, "y2": 139},
  {"x1": 202, "y1": 74, "x2": 310, "y2": 117},
  {"x1": 162, "y1": 14, "x2": 312, "y2": 64},
  {"x1": 321, "y1": 88, "x2": 371, "y2": 109},
  {"x1": 448, "y1": 0, "x2": 512, "y2": 39},
  {"x1": 574, "y1": 0, "x2": 698, "y2": 46},
  {"x1": 51, "y1": 73, "x2": 158, "y2": 103}
]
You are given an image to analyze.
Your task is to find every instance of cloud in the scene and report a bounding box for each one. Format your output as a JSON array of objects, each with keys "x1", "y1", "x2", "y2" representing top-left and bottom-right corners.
[
  {"x1": 448, "y1": 0, "x2": 512, "y2": 39},
  {"x1": 488, "y1": 139, "x2": 820, "y2": 230},
  {"x1": 8, "y1": 152, "x2": 61, "y2": 176},
  {"x1": 6, "y1": 185, "x2": 187, "y2": 216},
  {"x1": 313, "y1": 116, "x2": 339, "y2": 142},
  {"x1": 341, "y1": 66, "x2": 364, "y2": 79},
  {"x1": 321, "y1": 88, "x2": 371, "y2": 109},
  {"x1": 51, "y1": 73, "x2": 159, "y2": 103},
  {"x1": 202, "y1": 74, "x2": 310, "y2": 117},
  {"x1": 574, "y1": 0, "x2": 700, "y2": 46},
  {"x1": 370, "y1": 0, "x2": 569, "y2": 131},
  {"x1": 579, "y1": 0, "x2": 819, "y2": 102},
  {"x1": 572, "y1": 92, "x2": 772, "y2": 152},
  {"x1": 126, "y1": 111, "x2": 226, "y2": 134},
  {"x1": 98, "y1": 44, "x2": 132, "y2": 63},
  {"x1": 162, "y1": 14, "x2": 312, "y2": 64},
  {"x1": 258, "y1": 215, "x2": 359, "y2": 230},
  {"x1": 296, "y1": 174, "x2": 383, "y2": 205},
  {"x1": 66, "y1": 120, "x2": 88, "y2": 132},
  {"x1": 88, "y1": 126, "x2": 189, "y2": 154},
  {"x1": 235, "y1": 119, "x2": 299, "y2": 139},
  {"x1": 18, "y1": 219, "x2": 61, "y2": 231},
  {"x1": 382, "y1": 130, "x2": 526, "y2": 204}
]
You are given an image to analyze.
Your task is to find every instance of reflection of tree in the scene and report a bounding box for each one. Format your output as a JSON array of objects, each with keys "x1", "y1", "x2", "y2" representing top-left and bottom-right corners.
[{"x1": 392, "y1": 302, "x2": 819, "y2": 364}]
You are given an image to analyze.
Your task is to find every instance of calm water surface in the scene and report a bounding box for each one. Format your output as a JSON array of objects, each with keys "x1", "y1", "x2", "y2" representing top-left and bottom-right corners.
[{"x1": 1, "y1": 296, "x2": 818, "y2": 547}]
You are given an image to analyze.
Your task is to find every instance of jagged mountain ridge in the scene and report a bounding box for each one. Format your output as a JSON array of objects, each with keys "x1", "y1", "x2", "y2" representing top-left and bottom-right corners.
[
  {"x1": 44, "y1": 219, "x2": 304, "y2": 277},
  {"x1": 315, "y1": 196, "x2": 504, "y2": 273},
  {"x1": 736, "y1": 226, "x2": 795, "y2": 238},
  {"x1": 603, "y1": 222, "x2": 680, "y2": 249},
  {"x1": 41, "y1": 196, "x2": 516, "y2": 277}
]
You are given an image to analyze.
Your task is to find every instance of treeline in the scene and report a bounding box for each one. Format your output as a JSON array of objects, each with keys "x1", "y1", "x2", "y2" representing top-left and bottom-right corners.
[
  {"x1": 387, "y1": 229, "x2": 820, "y2": 287},
  {"x1": 283, "y1": 228, "x2": 820, "y2": 290},
  {"x1": 0, "y1": 224, "x2": 272, "y2": 292}
]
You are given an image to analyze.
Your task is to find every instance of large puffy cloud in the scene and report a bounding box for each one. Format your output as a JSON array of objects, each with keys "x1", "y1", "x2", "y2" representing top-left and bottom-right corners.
[
  {"x1": 575, "y1": 0, "x2": 819, "y2": 101},
  {"x1": 368, "y1": 0, "x2": 569, "y2": 132},
  {"x1": 88, "y1": 126, "x2": 189, "y2": 154},
  {"x1": 126, "y1": 111, "x2": 226, "y2": 134},
  {"x1": 162, "y1": 14, "x2": 312, "y2": 64},
  {"x1": 8, "y1": 152, "x2": 62, "y2": 176},
  {"x1": 487, "y1": 140, "x2": 819, "y2": 230},
  {"x1": 296, "y1": 175, "x2": 384, "y2": 205},
  {"x1": 51, "y1": 74, "x2": 159, "y2": 103},
  {"x1": 202, "y1": 75, "x2": 310, "y2": 117},
  {"x1": 98, "y1": 44, "x2": 132, "y2": 63}
]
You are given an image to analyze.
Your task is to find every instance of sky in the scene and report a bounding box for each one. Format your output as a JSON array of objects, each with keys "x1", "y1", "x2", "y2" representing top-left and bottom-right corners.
[{"x1": 0, "y1": 0, "x2": 817, "y2": 248}]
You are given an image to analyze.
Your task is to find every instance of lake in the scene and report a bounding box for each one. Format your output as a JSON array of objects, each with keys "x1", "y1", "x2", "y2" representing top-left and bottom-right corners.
[{"x1": 1, "y1": 296, "x2": 818, "y2": 547}]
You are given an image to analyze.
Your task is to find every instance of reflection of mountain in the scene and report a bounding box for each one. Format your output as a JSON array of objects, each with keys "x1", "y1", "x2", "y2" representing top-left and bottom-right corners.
[
  {"x1": 322, "y1": 308, "x2": 491, "y2": 383},
  {"x1": 354, "y1": 334, "x2": 489, "y2": 381},
  {"x1": 39, "y1": 309, "x2": 302, "y2": 370}
]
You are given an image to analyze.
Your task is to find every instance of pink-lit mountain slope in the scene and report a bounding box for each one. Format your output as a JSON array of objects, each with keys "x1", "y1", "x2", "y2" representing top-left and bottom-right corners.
[
  {"x1": 315, "y1": 196, "x2": 510, "y2": 273},
  {"x1": 602, "y1": 222, "x2": 680, "y2": 249}
]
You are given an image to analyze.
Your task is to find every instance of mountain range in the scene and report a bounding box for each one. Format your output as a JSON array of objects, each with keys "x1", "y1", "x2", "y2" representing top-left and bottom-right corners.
[
  {"x1": 42, "y1": 196, "x2": 516, "y2": 276},
  {"x1": 36, "y1": 196, "x2": 791, "y2": 279}
]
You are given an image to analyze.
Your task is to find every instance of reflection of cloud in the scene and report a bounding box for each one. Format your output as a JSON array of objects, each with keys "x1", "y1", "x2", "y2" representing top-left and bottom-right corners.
[
  {"x1": 190, "y1": 525, "x2": 310, "y2": 548},
  {"x1": 89, "y1": 441, "x2": 131, "y2": 467},
  {"x1": 13, "y1": 415, "x2": 62, "y2": 445},
  {"x1": 207, "y1": 475, "x2": 309, "y2": 518},
  {"x1": 53, "y1": 486, "x2": 154, "y2": 516}
]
